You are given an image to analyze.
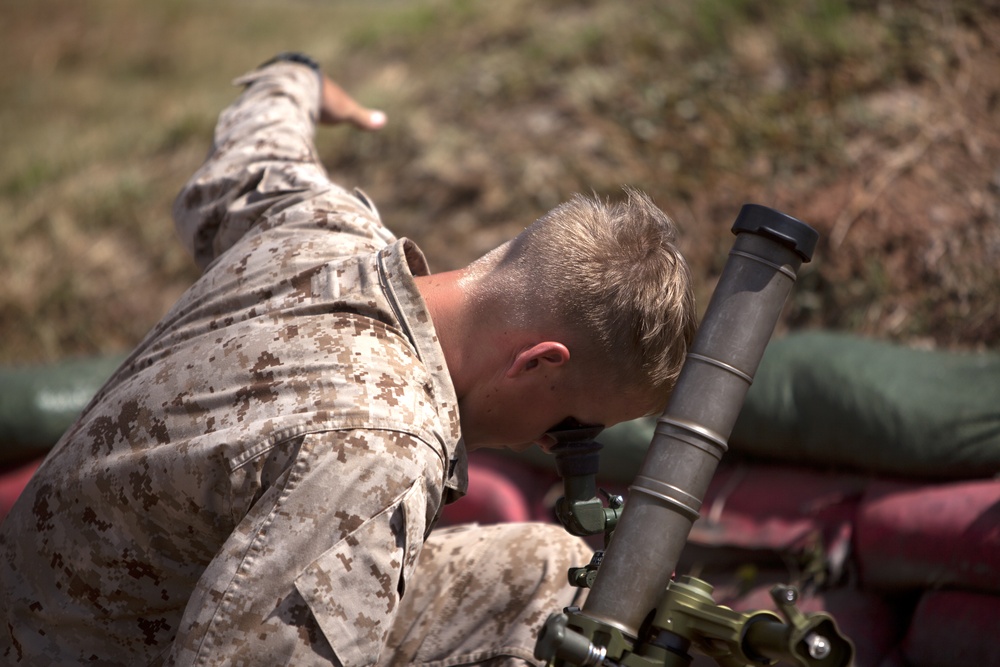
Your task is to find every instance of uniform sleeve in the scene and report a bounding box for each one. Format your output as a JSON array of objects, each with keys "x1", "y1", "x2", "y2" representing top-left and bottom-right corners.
[
  {"x1": 165, "y1": 429, "x2": 445, "y2": 667},
  {"x1": 172, "y1": 62, "x2": 332, "y2": 271}
]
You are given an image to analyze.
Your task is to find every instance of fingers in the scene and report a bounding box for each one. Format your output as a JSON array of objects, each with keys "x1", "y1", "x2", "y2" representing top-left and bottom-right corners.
[
  {"x1": 359, "y1": 108, "x2": 387, "y2": 131},
  {"x1": 318, "y1": 75, "x2": 387, "y2": 130}
]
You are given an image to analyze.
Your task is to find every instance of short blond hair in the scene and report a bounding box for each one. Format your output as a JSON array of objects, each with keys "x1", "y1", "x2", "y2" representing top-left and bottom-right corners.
[{"x1": 480, "y1": 189, "x2": 696, "y2": 411}]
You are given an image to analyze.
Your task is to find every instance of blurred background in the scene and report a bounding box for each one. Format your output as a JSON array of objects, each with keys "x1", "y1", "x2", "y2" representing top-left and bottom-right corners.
[
  {"x1": 1, "y1": 0, "x2": 998, "y2": 365},
  {"x1": 3, "y1": 5, "x2": 1000, "y2": 663}
]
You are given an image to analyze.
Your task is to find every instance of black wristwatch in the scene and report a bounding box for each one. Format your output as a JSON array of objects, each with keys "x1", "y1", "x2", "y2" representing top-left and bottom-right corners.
[{"x1": 259, "y1": 51, "x2": 321, "y2": 73}]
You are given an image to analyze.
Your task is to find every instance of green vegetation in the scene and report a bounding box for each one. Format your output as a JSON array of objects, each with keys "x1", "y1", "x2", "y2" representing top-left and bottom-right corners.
[{"x1": 1, "y1": 0, "x2": 997, "y2": 363}]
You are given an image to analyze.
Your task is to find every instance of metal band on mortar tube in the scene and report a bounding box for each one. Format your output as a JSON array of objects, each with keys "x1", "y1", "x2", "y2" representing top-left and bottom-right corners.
[{"x1": 579, "y1": 204, "x2": 817, "y2": 638}]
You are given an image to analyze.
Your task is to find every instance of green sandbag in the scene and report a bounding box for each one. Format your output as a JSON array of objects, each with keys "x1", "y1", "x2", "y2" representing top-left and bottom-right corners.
[
  {"x1": 507, "y1": 332, "x2": 1000, "y2": 484},
  {"x1": 729, "y1": 331, "x2": 1000, "y2": 480},
  {"x1": 595, "y1": 418, "x2": 656, "y2": 483},
  {"x1": 0, "y1": 354, "x2": 127, "y2": 464}
]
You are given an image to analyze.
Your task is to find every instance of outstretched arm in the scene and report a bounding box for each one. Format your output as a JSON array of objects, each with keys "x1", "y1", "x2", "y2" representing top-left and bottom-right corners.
[{"x1": 173, "y1": 57, "x2": 385, "y2": 270}]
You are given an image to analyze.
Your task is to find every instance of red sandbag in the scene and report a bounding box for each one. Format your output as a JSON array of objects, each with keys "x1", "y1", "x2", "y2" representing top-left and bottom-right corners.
[
  {"x1": 901, "y1": 590, "x2": 1000, "y2": 667},
  {"x1": 688, "y1": 462, "x2": 866, "y2": 557},
  {"x1": 0, "y1": 457, "x2": 41, "y2": 523},
  {"x1": 856, "y1": 478, "x2": 1000, "y2": 592},
  {"x1": 439, "y1": 453, "x2": 539, "y2": 526}
]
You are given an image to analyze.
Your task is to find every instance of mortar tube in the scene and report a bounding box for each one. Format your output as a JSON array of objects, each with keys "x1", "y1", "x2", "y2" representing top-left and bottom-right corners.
[{"x1": 580, "y1": 205, "x2": 817, "y2": 638}]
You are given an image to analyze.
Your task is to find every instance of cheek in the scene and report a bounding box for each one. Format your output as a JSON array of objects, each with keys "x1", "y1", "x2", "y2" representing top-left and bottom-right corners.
[
  {"x1": 468, "y1": 384, "x2": 563, "y2": 447},
  {"x1": 485, "y1": 410, "x2": 552, "y2": 448}
]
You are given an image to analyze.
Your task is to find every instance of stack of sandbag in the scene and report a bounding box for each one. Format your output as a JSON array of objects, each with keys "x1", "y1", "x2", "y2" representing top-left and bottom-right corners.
[
  {"x1": 687, "y1": 332, "x2": 1000, "y2": 667},
  {"x1": 681, "y1": 461, "x2": 1000, "y2": 667},
  {"x1": 449, "y1": 452, "x2": 1000, "y2": 665},
  {"x1": 854, "y1": 478, "x2": 1000, "y2": 667}
]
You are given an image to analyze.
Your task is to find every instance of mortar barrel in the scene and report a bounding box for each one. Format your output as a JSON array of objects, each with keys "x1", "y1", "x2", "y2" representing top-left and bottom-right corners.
[{"x1": 581, "y1": 204, "x2": 817, "y2": 637}]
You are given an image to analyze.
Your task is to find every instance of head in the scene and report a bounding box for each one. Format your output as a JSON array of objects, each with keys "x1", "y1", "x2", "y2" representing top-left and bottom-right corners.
[{"x1": 456, "y1": 188, "x2": 697, "y2": 449}]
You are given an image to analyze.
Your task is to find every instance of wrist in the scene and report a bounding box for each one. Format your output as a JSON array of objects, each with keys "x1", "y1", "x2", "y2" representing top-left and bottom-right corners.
[{"x1": 258, "y1": 51, "x2": 321, "y2": 73}]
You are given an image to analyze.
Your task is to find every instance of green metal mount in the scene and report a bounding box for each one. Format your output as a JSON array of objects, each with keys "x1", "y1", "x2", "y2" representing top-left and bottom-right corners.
[
  {"x1": 555, "y1": 483, "x2": 622, "y2": 540},
  {"x1": 550, "y1": 434, "x2": 622, "y2": 566},
  {"x1": 535, "y1": 576, "x2": 854, "y2": 667}
]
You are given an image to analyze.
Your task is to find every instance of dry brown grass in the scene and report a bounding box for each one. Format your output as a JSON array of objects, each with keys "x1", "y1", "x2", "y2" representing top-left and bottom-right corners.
[{"x1": 2, "y1": 0, "x2": 998, "y2": 365}]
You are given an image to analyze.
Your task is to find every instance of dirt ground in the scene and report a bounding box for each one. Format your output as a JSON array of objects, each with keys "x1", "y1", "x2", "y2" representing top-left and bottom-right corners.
[
  {"x1": 0, "y1": 0, "x2": 998, "y2": 363},
  {"x1": 333, "y1": 1, "x2": 1000, "y2": 351}
]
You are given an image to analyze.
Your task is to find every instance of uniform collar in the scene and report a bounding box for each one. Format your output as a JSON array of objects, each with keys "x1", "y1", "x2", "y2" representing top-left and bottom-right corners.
[{"x1": 376, "y1": 239, "x2": 467, "y2": 499}]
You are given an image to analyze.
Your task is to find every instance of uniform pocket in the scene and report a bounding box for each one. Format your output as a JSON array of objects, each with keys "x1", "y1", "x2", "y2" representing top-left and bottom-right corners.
[{"x1": 294, "y1": 478, "x2": 427, "y2": 667}]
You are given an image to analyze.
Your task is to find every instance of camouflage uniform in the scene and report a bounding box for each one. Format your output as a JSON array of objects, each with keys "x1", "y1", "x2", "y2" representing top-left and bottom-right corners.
[{"x1": 0, "y1": 62, "x2": 589, "y2": 665}]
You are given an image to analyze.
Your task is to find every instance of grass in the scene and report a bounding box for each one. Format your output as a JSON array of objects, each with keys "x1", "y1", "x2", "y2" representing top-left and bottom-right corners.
[{"x1": 1, "y1": 0, "x2": 997, "y2": 364}]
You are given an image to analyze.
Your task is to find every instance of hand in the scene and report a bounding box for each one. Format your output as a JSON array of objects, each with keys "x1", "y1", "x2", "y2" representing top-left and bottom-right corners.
[{"x1": 318, "y1": 74, "x2": 387, "y2": 130}]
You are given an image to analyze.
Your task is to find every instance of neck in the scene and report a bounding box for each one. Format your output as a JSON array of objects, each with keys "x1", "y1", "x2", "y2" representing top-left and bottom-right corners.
[{"x1": 415, "y1": 269, "x2": 490, "y2": 402}]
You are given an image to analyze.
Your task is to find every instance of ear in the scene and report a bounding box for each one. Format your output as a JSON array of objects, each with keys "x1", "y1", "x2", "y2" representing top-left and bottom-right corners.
[{"x1": 506, "y1": 341, "x2": 570, "y2": 378}]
